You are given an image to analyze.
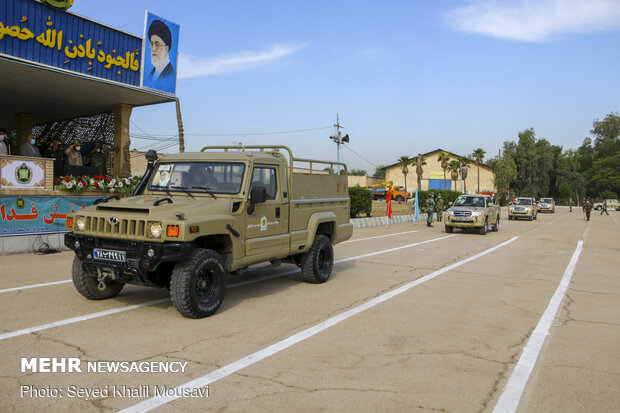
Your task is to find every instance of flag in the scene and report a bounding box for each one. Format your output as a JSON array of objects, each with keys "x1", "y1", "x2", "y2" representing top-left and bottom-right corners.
[
  {"x1": 386, "y1": 184, "x2": 392, "y2": 219},
  {"x1": 414, "y1": 189, "x2": 419, "y2": 222}
]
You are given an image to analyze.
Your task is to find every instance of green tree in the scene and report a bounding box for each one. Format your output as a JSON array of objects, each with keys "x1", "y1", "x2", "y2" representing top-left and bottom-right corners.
[
  {"x1": 412, "y1": 154, "x2": 426, "y2": 191},
  {"x1": 458, "y1": 156, "x2": 471, "y2": 193},
  {"x1": 397, "y1": 156, "x2": 412, "y2": 194},
  {"x1": 492, "y1": 154, "x2": 517, "y2": 205},
  {"x1": 373, "y1": 165, "x2": 386, "y2": 179},
  {"x1": 348, "y1": 169, "x2": 367, "y2": 176},
  {"x1": 472, "y1": 148, "x2": 486, "y2": 193},
  {"x1": 437, "y1": 151, "x2": 451, "y2": 190},
  {"x1": 448, "y1": 160, "x2": 460, "y2": 191}
]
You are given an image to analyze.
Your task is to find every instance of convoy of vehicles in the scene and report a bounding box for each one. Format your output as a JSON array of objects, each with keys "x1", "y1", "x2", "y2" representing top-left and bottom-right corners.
[
  {"x1": 444, "y1": 194, "x2": 500, "y2": 235},
  {"x1": 538, "y1": 197, "x2": 555, "y2": 213},
  {"x1": 65, "y1": 146, "x2": 353, "y2": 318},
  {"x1": 508, "y1": 197, "x2": 538, "y2": 220}
]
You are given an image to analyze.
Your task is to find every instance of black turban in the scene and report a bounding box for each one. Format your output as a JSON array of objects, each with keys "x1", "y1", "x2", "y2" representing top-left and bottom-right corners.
[{"x1": 148, "y1": 20, "x2": 172, "y2": 47}]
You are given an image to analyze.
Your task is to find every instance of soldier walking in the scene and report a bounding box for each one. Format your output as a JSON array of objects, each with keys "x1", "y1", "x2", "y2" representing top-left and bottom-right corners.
[
  {"x1": 426, "y1": 193, "x2": 435, "y2": 227},
  {"x1": 436, "y1": 195, "x2": 444, "y2": 222},
  {"x1": 600, "y1": 200, "x2": 609, "y2": 215},
  {"x1": 583, "y1": 198, "x2": 593, "y2": 221}
]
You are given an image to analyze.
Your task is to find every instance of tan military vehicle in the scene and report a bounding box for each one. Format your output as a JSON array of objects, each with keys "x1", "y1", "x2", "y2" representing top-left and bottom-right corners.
[
  {"x1": 593, "y1": 199, "x2": 619, "y2": 211},
  {"x1": 443, "y1": 194, "x2": 500, "y2": 235},
  {"x1": 65, "y1": 146, "x2": 353, "y2": 318},
  {"x1": 508, "y1": 197, "x2": 538, "y2": 220},
  {"x1": 538, "y1": 197, "x2": 555, "y2": 213}
]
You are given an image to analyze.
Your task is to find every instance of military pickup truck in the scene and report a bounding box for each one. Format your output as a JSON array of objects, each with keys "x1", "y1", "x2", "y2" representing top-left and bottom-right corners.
[
  {"x1": 65, "y1": 146, "x2": 353, "y2": 318},
  {"x1": 443, "y1": 194, "x2": 500, "y2": 235},
  {"x1": 593, "y1": 199, "x2": 620, "y2": 211}
]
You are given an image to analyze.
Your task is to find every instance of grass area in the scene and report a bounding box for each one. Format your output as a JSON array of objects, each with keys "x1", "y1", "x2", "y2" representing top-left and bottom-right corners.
[{"x1": 365, "y1": 200, "x2": 414, "y2": 217}]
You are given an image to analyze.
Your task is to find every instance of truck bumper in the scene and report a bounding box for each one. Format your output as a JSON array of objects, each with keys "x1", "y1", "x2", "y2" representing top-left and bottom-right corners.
[
  {"x1": 64, "y1": 233, "x2": 192, "y2": 286},
  {"x1": 445, "y1": 215, "x2": 485, "y2": 228}
]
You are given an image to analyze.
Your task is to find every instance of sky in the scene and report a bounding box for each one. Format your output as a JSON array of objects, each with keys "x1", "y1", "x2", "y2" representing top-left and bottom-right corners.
[{"x1": 70, "y1": 0, "x2": 620, "y2": 173}]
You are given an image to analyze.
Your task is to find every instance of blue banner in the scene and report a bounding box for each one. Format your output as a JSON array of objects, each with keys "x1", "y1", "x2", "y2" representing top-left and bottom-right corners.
[
  {"x1": 0, "y1": 0, "x2": 142, "y2": 85},
  {"x1": 0, "y1": 195, "x2": 99, "y2": 236}
]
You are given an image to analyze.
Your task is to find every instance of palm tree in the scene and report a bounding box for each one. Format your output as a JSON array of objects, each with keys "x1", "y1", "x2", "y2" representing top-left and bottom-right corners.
[
  {"x1": 397, "y1": 156, "x2": 412, "y2": 194},
  {"x1": 448, "y1": 160, "x2": 460, "y2": 191},
  {"x1": 412, "y1": 154, "x2": 426, "y2": 191},
  {"x1": 472, "y1": 148, "x2": 486, "y2": 193},
  {"x1": 437, "y1": 151, "x2": 451, "y2": 190},
  {"x1": 459, "y1": 156, "x2": 471, "y2": 193}
]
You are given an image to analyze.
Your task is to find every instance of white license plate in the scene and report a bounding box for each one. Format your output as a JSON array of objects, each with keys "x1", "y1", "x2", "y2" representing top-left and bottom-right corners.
[
  {"x1": 93, "y1": 248, "x2": 126, "y2": 262},
  {"x1": 455, "y1": 217, "x2": 470, "y2": 222}
]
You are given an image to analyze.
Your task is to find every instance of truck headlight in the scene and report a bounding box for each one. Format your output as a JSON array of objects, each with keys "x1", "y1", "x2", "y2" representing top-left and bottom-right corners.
[
  {"x1": 471, "y1": 211, "x2": 484, "y2": 217},
  {"x1": 149, "y1": 222, "x2": 163, "y2": 238},
  {"x1": 76, "y1": 216, "x2": 86, "y2": 231},
  {"x1": 445, "y1": 210, "x2": 454, "y2": 216}
]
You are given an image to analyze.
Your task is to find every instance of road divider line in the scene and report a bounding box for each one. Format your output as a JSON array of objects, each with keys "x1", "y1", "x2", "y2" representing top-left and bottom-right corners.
[
  {"x1": 1, "y1": 230, "x2": 425, "y2": 294},
  {"x1": 493, "y1": 240, "x2": 583, "y2": 413},
  {"x1": 341, "y1": 230, "x2": 418, "y2": 244},
  {"x1": 0, "y1": 279, "x2": 72, "y2": 294},
  {"x1": 118, "y1": 236, "x2": 519, "y2": 413},
  {"x1": 0, "y1": 234, "x2": 458, "y2": 341}
]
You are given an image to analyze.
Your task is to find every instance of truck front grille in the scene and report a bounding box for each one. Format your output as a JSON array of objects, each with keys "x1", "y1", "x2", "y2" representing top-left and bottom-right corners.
[
  {"x1": 453, "y1": 210, "x2": 472, "y2": 217},
  {"x1": 86, "y1": 216, "x2": 147, "y2": 238}
]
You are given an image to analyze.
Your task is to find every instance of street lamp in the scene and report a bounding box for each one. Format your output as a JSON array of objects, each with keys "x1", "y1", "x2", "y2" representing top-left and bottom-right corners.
[{"x1": 329, "y1": 114, "x2": 349, "y2": 173}]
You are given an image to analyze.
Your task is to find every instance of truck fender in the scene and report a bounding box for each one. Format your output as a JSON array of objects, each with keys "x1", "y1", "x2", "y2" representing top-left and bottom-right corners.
[{"x1": 304, "y1": 211, "x2": 337, "y2": 247}]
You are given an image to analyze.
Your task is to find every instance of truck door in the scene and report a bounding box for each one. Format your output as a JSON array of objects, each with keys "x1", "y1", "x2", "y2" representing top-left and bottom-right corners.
[{"x1": 244, "y1": 165, "x2": 290, "y2": 259}]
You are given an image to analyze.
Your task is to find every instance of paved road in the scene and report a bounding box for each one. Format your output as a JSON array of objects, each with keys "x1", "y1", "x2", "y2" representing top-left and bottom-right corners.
[{"x1": 1, "y1": 209, "x2": 619, "y2": 412}]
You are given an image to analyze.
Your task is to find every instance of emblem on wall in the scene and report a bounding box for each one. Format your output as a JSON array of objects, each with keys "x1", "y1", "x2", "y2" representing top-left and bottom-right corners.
[
  {"x1": 41, "y1": 0, "x2": 74, "y2": 10},
  {"x1": 14, "y1": 163, "x2": 33, "y2": 185}
]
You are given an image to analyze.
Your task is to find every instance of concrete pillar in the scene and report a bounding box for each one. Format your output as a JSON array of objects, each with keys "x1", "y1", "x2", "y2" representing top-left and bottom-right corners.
[
  {"x1": 13, "y1": 113, "x2": 34, "y2": 146},
  {"x1": 112, "y1": 104, "x2": 133, "y2": 177}
]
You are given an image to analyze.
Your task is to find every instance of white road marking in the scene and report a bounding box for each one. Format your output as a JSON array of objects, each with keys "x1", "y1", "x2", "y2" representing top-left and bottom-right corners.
[
  {"x1": 0, "y1": 279, "x2": 72, "y2": 294},
  {"x1": 493, "y1": 240, "x2": 583, "y2": 413},
  {"x1": 118, "y1": 236, "x2": 519, "y2": 413},
  {"x1": 341, "y1": 230, "x2": 419, "y2": 243},
  {"x1": 0, "y1": 230, "x2": 421, "y2": 294},
  {"x1": 0, "y1": 234, "x2": 458, "y2": 341}
]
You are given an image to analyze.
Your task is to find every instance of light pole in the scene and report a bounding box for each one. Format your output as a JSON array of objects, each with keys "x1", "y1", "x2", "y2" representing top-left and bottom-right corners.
[{"x1": 329, "y1": 114, "x2": 349, "y2": 173}]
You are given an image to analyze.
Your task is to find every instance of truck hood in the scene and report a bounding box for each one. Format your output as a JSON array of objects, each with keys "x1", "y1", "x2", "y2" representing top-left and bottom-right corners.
[{"x1": 90, "y1": 195, "x2": 236, "y2": 219}]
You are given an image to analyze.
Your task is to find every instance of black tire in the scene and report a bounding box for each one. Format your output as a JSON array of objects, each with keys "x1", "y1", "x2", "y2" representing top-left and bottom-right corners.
[
  {"x1": 395, "y1": 195, "x2": 404, "y2": 202},
  {"x1": 445, "y1": 225, "x2": 453, "y2": 233},
  {"x1": 528, "y1": 215, "x2": 533, "y2": 221},
  {"x1": 595, "y1": 206, "x2": 601, "y2": 211},
  {"x1": 301, "y1": 235, "x2": 334, "y2": 284},
  {"x1": 508, "y1": 215, "x2": 513, "y2": 221},
  {"x1": 479, "y1": 219, "x2": 488, "y2": 235},
  {"x1": 492, "y1": 215, "x2": 500, "y2": 232},
  {"x1": 72, "y1": 256, "x2": 124, "y2": 300},
  {"x1": 170, "y1": 249, "x2": 227, "y2": 318}
]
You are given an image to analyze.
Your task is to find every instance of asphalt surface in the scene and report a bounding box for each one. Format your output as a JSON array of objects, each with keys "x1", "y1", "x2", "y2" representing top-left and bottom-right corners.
[{"x1": 1, "y1": 208, "x2": 619, "y2": 412}]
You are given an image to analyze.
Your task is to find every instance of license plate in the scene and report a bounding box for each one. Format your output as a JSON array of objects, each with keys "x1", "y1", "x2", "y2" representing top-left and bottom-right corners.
[
  {"x1": 455, "y1": 217, "x2": 470, "y2": 222},
  {"x1": 93, "y1": 248, "x2": 126, "y2": 262}
]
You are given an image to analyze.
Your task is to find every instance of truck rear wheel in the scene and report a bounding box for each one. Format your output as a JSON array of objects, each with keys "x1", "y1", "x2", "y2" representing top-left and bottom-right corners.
[
  {"x1": 72, "y1": 256, "x2": 124, "y2": 300},
  {"x1": 301, "y1": 235, "x2": 333, "y2": 284},
  {"x1": 171, "y1": 249, "x2": 227, "y2": 318}
]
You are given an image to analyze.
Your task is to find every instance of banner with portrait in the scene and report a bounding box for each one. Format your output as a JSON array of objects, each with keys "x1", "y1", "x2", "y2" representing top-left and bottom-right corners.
[{"x1": 141, "y1": 12, "x2": 180, "y2": 95}]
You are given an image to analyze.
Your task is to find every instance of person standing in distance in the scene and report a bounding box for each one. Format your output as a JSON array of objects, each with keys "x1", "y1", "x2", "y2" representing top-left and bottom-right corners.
[
  {"x1": 583, "y1": 198, "x2": 592, "y2": 221},
  {"x1": 425, "y1": 193, "x2": 435, "y2": 227},
  {"x1": 600, "y1": 199, "x2": 609, "y2": 215}
]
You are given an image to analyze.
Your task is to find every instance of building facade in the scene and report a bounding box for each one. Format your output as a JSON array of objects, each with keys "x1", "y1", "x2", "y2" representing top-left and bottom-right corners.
[{"x1": 384, "y1": 149, "x2": 495, "y2": 194}]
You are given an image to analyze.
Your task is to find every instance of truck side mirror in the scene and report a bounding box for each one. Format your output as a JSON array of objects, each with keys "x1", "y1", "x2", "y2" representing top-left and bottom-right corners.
[{"x1": 248, "y1": 186, "x2": 267, "y2": 214}]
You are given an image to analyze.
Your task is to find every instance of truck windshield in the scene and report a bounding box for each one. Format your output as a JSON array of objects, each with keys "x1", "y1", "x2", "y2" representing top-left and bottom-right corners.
[
  {"x1": 513, "y1": 198, "x2": 532, "y2": 205},
  {"x1": 453, "y1": 196, "x2": 486, "y2": 207},
  {"x1": 148, "y1": 162, "x2": 245, "y2": 194},
  {"x1": 540, "y1": 198, "x2": 552, "y2": 203}
]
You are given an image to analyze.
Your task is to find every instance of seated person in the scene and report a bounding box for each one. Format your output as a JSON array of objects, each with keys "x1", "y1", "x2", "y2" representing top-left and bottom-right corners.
[{"x1": 187, "y1": 165, "x2": 217, "y2": 188}]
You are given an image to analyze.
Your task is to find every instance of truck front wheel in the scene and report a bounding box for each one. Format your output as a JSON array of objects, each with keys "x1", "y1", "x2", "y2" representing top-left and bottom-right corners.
[
  {"x1": 72, "y1": 257, "x2": 124, "y2": 300},
  {"x1": 171, "y1": 249, "x2": 227, "y2": 318},
  {"x1": 301, "y1": 235, "x2": 334, "y2": 284}
]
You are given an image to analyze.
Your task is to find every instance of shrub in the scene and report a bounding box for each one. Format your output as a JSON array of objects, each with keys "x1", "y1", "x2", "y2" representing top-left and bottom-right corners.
[{"x1": 349, "y1": 185, "x2": 372, "y2": 218}]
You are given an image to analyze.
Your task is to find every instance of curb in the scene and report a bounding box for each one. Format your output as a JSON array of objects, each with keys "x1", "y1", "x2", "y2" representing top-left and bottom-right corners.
[{"x1": 351, "y1": 214, "x2": 429, "y2": 228}]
